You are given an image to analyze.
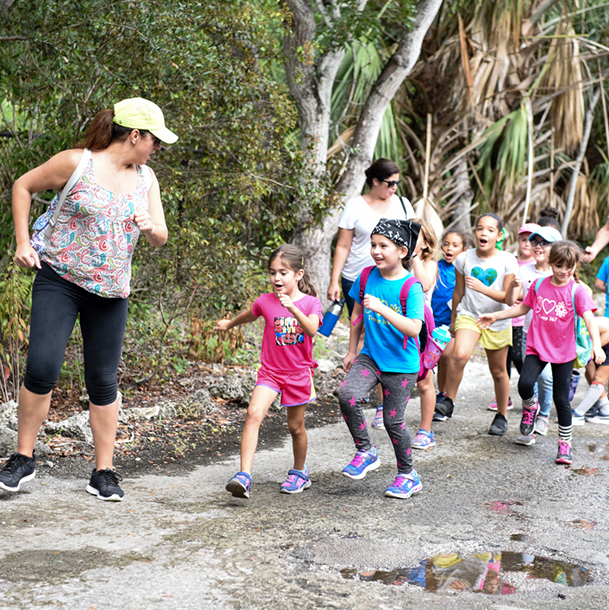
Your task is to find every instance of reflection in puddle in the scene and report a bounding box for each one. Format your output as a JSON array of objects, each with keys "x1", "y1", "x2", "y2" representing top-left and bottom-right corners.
[
  {"x1": 571, "y1": 467, "x2": 599, "y2": 476},
  {"x1": 340, "y1": 551, "x2": 590, "y2": 594}
]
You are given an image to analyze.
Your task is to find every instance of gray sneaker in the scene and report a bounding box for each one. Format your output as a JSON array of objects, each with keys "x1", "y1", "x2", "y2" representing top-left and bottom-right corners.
[
  {"x1": 515, "y1": 434, "x2": 536, "y2": 446},
  {"x1": 489, "y1": 413, "x2": 508, "y2": 436},
  {"x1": 534, "y1": 415, "x2": 549, "y2": 436}
]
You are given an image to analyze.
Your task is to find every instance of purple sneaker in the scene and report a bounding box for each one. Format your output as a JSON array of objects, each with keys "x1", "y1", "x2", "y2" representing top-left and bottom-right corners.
[
  {"x1": 226, "y1": 471, "x2": 251, "y2": 498},
  {"x1": 411, "y1": 429, "x2": 435, "y2": 449},
  {"x1": 384, "y1": 470, "x2": 422, "y2": 499},
  {"x1": 280, "y1": 468, "x2": 311, "y2": 494},
  {"x1": 372, "y1": 405, "x2": 384, "y2": 429},
  {"x1": 342, "y1": 447, "x2": 380, "y2": 480}
]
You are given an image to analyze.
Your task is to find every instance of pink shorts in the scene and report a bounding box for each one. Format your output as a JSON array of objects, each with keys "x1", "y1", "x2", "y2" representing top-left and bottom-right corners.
[{"x1": 255, "y1": 367, "x2": 316, "y2": 407}]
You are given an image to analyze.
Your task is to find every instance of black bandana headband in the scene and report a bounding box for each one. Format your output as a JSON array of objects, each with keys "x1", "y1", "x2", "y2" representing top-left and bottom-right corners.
[{"x1": 371, "y1": 218, "x2": 421, "y2": 259}]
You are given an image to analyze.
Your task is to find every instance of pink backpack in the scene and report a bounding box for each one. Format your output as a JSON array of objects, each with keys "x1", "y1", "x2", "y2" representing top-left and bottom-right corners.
[{"x1": 357, "y1": 266, "x2": 435, "y2": 380}]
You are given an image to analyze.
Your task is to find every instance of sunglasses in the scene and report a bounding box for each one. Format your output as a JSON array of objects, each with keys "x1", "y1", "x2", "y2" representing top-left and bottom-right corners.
[
  {"x1": 530, "y1": 239, "x2": 551, "y2": 248},
  {"x1": 382, "y1": 179, "x2": 401, "y2": 188},
  {"x1": 151, "y1": 135, "x2": 162, "y2": 147}
]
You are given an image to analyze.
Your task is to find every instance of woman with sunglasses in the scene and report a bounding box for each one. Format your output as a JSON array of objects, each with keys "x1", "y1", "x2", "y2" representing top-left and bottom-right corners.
[
  {"x1": 0, "y1": 98, "x2": 177, "y2": 502},
  {"x1": 327, "y1": 158, "x2": 415, "y2": 427}
]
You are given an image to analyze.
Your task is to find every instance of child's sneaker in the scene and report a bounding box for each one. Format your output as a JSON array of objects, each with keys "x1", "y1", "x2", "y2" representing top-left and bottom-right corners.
[
  {"x1": 0, "y1": 452, "x2": 36, "y2": 492},
  {"x1": 434, "y1": 394, "x2": 454, "y2": 420},
  {"x1": 520, "y1": 403, "x2": 539, "y2": 436},
  {"x1": 586, "y1": 411, "x2": 609, "y2": 425},
  {"x1": 555, "y1": 440, "x2": 573, "y2": 465},
  {"x1": 534, "y1": 415, "x2": 549, "y2": 436},
  {"x1": 411, "y1": 429, "x2": 435, "y2": 450},
  {"x1": 488, "y1": 413, "x2": 508, "y2": 436},
  {"x1": 280, "y1": 468, "x2": 311, "y2": 494},
  {"x1": 86, "y1": 468, "x2": 124, "y2": 502},
  {"x1": 384, "y1": 470, "x2": 422, "y2": 499},
  {"x1": 226, "y1": 471, "x2": 251, "y2": 498},
  {"x1": 571, "y1": 409, "x2": 585, "y2": 426},
  {"x1": 342, "y1": 447, "x2": 380, "y2": 480},
  {"x1": 514, "y1": 434, "x2": 536, "y2": 446},
  {"x1": 487, "y1": 397, "x2": 513, "y2": 411},
  {"x1": 371, "y1": 405, "x2": 384, "y2": 429}
]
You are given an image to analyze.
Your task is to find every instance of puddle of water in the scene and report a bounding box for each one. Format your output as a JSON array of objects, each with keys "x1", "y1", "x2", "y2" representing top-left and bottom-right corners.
[
  {"x1": 487, "y1": 501, "x2": 523, "y2": 516},
  {"x1": 571, "y1": 467, "x2": 599, "y2": 476},
  {"x1": 591, "y1": 443, "x2": 609, "y2": 461},
  {"x1": 340, "y1": 551, "x2": 590, "y2": 594},
  {"x1": 569, "y1": 519, "x2": 598, "y2": 531}
]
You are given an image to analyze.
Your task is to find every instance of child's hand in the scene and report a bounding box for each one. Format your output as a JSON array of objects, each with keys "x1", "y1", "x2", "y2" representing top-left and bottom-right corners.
[
  {"x1": 464, "y1": 275, "x2": 485, "y2": 293},
  {"x1": 449, "y1": 321, "x2": 455, "y2": 337},
  {"x1": 510, "y1": 276, "x2": 522, "y2": 290},
  {"x1": 343, "y1": 352, "x2": 356, "y2": 372},
  {"x1": 593, "y1": 345, "x2": 607, "y2": 366},
  {"x1": 277, "y1": 293, "x2": 295, "y2": 311},
  {"x1": 477, "y1": 314, "x2": 496, "y2": 330},
  {"x1": 215, "y1": 319, "x2": 232, "y2": 331},
  {"x1": 362, "y1": 294, "x2": 384, "y2": 314}
]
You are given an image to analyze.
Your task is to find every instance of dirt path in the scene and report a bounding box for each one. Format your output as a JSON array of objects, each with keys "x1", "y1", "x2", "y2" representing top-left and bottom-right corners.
[{"x1": 1, "y1": 359, "x2": 609, "y2": 609}]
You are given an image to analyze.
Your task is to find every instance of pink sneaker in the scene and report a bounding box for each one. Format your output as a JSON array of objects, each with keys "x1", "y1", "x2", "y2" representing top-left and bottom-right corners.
[{"x1": 487, "y1": 397, "x2": 513, "y2": 411}]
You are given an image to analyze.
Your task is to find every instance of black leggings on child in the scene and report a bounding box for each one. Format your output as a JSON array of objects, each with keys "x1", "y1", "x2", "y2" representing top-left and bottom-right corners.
[{"x1": 518, "y1": 355, "x2": 573, "y2": 431}]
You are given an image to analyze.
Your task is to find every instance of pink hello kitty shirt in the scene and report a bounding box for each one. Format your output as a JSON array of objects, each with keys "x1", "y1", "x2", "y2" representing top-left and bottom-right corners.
[{"x1": 522, "y1": 277, "x2": 596, "y2": 363}]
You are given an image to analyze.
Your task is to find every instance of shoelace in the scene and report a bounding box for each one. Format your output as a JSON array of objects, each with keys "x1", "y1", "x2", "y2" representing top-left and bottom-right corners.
[
  {"x1": 99, "y1": 469, "x2": 123, "y2": 485},
  {"x1": 557, "y1": 441, "x2": 570, "y2": 456},
  {"x1": 2, "y1": 453, "x2": 30, "y2": 473},
  {"x1": 349, "y1": 451, "x2": 367, "y2": 467},
  {"x1": 522, "y1": 407, "x2": 536, "y2": 426}
]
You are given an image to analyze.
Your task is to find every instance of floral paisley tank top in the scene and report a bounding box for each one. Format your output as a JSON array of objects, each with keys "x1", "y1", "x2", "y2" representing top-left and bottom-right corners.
[{"x1": 37, "y1": 156, "x2": 151, "y2": 298}]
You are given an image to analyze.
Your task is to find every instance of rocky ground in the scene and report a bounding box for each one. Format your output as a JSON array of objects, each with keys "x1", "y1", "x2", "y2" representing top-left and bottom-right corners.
[{"x1": 2, "y1": 321, "x2": 609, "y2": 609}]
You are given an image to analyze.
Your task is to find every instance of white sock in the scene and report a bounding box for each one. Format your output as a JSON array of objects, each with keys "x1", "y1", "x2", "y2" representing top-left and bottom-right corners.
[
  {"x1": 599, "y1": 398, "x2": 609, "y2": 416},
  {"x1": 574, "y1": 383, "x2": 604, "y2": 416}
]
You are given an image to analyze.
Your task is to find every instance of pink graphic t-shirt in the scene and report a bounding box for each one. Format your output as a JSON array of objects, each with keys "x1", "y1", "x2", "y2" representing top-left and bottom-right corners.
[
  {"x1": 252, "y1": 293, "x2": 322, "y2": 373},
  {"x1": 523, "y1": 278, "x2": 596, "y2": 363}
]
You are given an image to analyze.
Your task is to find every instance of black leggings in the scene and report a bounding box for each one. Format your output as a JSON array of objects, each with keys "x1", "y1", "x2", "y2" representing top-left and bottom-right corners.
[
  {"x1": 506, "y1": 326, "x2": 524, "y2": 378},
  {"x1": 518, "y1": 355, "x2": 573, "y2": 428},
  {"x1": 24, "y1": 262, "x2": 128, "y2": 405}
]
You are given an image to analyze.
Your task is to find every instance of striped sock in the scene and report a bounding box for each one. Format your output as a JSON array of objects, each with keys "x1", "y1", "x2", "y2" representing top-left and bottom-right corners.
[
  {"x1": 558, "y1": 425, "x2": 572, "y2": 443},
  {"x1": 523, "y1": 396, "x2": 536, "y2": 409}
]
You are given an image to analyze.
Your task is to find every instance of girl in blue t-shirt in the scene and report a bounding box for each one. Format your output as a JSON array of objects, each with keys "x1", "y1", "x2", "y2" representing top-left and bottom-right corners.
[
  {"x1": 338, "y1": 218, "x2": 425, "y2": 499},
  {"x1": 431, "y1": 229, "x2": 468, "y2": 400}
]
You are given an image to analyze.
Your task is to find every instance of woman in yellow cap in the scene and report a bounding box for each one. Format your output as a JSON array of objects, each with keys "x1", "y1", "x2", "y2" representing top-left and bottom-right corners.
[{"x1": 0, "y1": 98, "x2": 177, "y2": 501}]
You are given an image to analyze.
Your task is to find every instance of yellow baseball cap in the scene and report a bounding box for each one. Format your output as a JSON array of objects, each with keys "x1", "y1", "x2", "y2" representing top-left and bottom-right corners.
[{"x1": 113, "y1": 97, "x2": 178, "y2": 144}]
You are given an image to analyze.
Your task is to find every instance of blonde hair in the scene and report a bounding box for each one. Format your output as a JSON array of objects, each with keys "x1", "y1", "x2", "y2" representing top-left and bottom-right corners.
[
  {"x1": 268, "y1": 244, "x2": 318, "y2": 296},
  {"x1": 411, "y1": 218, "x2": 439, "y2": 263}
]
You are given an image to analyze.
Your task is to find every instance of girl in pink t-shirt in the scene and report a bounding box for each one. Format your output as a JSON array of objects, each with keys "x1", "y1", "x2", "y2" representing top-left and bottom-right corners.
[
  {"x1": 215, "y1": 245, "x2": 322, "y2": 499},
  {"x1": 478, "y1": 241, "x2": 605, "y2": 466}
]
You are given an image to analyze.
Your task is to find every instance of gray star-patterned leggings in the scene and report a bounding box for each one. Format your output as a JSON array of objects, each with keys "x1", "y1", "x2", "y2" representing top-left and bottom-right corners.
[{"x1": 338, "y1": 354, "x2": 418, "y2": 474}]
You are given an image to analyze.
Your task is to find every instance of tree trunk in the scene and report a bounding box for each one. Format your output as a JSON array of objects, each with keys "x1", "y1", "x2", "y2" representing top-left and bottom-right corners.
[
  {"x1": 287, "y1": 0, "x2": 445, "y2": 298},
  {"x1": 561, "y1": 87, "x2": 601, "y2": 236},
  {"x1": 448, "y1": 157, "x2": 474, "y2": 233}
]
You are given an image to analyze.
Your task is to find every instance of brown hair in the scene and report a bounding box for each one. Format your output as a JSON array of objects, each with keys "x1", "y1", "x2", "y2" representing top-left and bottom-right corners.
[
  {"x1": 538, "y1": 206, "x2": 560, "y2": 229},
  {"x1": 268, "y1": 244, "x2": 317, "y2": 297},
  {"x1": 411, "y1": 217, "x2": 438, "y2": 263},
  {"x1": 549, "y1": 240, "x2": 582, "y2": 282},
  {"x1": 78, "y1": 109, "x2": 155, "y2": 151},
  {"x1": 364, "y1": 158, "x2": 400, "y2": 187},
  {"x1": 442, "y1": 229, "x2": 470, "y2": 250}
]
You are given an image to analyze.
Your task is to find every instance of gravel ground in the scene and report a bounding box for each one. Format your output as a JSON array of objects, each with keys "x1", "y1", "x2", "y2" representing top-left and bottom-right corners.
[{"x1": 1, "y1": 357, "x2": 609, "y2": 610}]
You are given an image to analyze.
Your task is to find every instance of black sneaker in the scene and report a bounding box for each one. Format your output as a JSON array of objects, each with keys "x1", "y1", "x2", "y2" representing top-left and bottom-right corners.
[
  {"x1": 520, "y1": 403, "x2": 539, "y2": 436},
  {"x1": 489, "y1": 413, "x2": 508, "y2": 436},
  {"x1": 434, "y1": 394, "x2": 454, "y2": 419},
  {"x1": 86, "y1": 468, "x2": 124, "y2": 502},
  {"x1": 0, "y1": 452, "x2": 36, "y2": 492}
]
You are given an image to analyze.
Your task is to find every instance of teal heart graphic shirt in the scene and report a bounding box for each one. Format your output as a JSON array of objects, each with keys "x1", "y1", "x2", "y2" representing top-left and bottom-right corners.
[{"x1": 454, "y1": 249, "x2": 519, "y2": 331}]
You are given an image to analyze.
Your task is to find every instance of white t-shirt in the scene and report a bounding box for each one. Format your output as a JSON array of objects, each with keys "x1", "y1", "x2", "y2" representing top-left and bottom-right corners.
[
  {"x1": 518, "y1": 264, "x2": 552, "y2": 333},
  {"x1": 454, "y1": 249, "x2": 519, "y2": 331},
  {"x1": 338, "y1": 194, "x2": 415, "y2": 281}
]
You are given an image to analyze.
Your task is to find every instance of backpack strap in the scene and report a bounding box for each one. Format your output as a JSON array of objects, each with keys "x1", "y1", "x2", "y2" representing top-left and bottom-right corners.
[
  {"x1": 43, "y1": 148, "x2": 91, "y2": 241},
  {"x1": 351, "y1": 266, "x2": 376, "y2": 326},
  {"x1": 399, "y1": 276, "x2": 423, "y2": 349}
]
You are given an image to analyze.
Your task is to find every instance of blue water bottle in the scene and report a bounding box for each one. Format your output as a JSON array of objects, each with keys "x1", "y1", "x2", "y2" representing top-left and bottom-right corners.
[{"x1": 318, "y1": 299, "x2": 345, "y2": 337}]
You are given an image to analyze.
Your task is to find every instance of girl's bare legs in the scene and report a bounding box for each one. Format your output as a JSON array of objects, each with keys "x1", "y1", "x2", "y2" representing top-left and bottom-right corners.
[
  {"x1": 444, "y1": 329, "x2": 480, "y2": 401},
  {"x1": 486, "y1": 347, "x2": 511, "y2": 417},
  {"x1": 418, "y1": 373, "x2": 435, "y2": 432},
  {"x1": 16, "y1": 386, "x2": 52, "y2": 456},
  {"x1": 240, "y1": 385, "x2": 279, "y2": 474},
  {"x1": 437, "y1": 339, "x2": 455, "y2": 392},
  {"x1": 286, "y1": 404, "x2": 308, "y2": 470},
  {"x1": 89, "y1": 397, "x2": 120, "y2": 470}
]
